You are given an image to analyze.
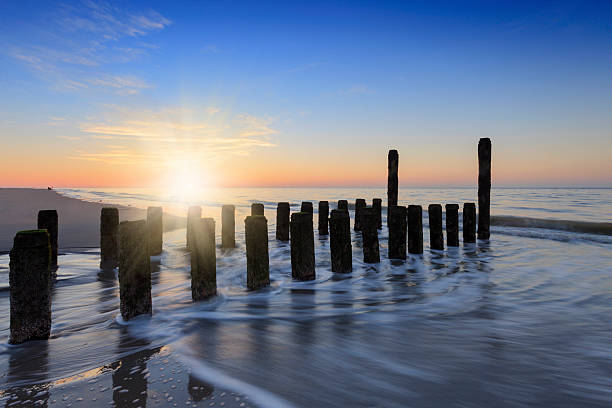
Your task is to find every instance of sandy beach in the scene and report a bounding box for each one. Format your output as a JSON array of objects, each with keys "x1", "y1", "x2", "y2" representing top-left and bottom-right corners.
[{"x1": 0, "y1": 189, "x2": 185, "y2": 252}]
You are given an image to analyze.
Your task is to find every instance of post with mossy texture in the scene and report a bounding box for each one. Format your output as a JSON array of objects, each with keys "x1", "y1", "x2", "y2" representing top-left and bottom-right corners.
[
  {"x1": 318, "y1": 201, "x2": 329, "y2": 235},
  {"x1": 191, "y1": 218, "x2": 217, "y2": 300},
  {"x1": 186, "y1": 206, "x2": 201, "y2": 251},
  {"x1": 361, "y1": 208, "x2": 380, "y2": 263},
  {"x1": 221, "y1": 205, "x2": 235, "y2": 248},
  {"x1": 337, "y1": 200, "x2": 348, "y2": 211},
  {"x1": 373, "y1": 198, "x2": 382, "y2": 229},
  {"x1": 276, "y1": 202, "x2": 290, "y2": 241},
  {"x1": 463, "y1": 203, "x2": 477, "y2": 243},
  {"x1": 407, "y1": 205, "x2": 423, "y2": 254},
  {"x1": 118, "y1": 220, "x2": 151, "y2": 320},
  {"x1": 387, "y1": 150, "x2": 399, "y2": 224},
  {"x1": 329, "y1": 209, "x2": 352, "y2": 273},
  {"x1": 245, "y1": 215, "x2": 270, "y2": 290},
  {"x1": 100, "y1": 207, "x2": 119, "y2": 269},
  {"x1": 301, "y1": 201, "x2": 313, "y2": 214},
  {"x1": 428, "y1": 204, "x2": 444, "y2": 250},
  {"x1": 147, "y1": 206, "x2": 163, "y2": 255},
  {"x1": 388, "y1": 205, "x2": 407, "y2": 260},
  {"x1": 446, "y1": 204, "x2": 459, "y2": 247},
  {"x1": 251, "y1": 203, "x2": 264, "y2": 216},
  {"x1": 37, "y1": 210, "x2": 58, "y2": 271},
  {"x1": 290, "y1": 212, "x2": 315, "y2": 281},
  {"x1": 354, "y1": 199, "x2": 366, "y2": 231},
  {"x1": 478, "y1": 137, "x2": 492, "y2": 240},
  {"x1": 9, "y1": 230, "x2": 52, "y2": 344}
]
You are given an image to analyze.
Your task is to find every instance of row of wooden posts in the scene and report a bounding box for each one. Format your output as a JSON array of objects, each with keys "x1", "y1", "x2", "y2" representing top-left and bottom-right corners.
[{"x1": 8, "y1": 138, "x2": 492, "y2": 344}]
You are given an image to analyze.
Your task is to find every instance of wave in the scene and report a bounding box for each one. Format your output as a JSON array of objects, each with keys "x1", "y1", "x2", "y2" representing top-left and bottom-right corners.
[{"x1": 491, "y1": 215, "x2": 612, "y2": 236}]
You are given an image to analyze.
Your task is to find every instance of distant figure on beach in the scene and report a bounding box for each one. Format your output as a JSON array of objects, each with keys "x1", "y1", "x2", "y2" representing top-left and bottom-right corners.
[{"x1": 47, "y1": 186, "x2": 53, "y2": 190}]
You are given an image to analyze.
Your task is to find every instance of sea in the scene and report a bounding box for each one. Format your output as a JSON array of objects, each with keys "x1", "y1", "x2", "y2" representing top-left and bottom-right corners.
[{"x1": 1, "y1": 187, "x2": 611, "y2": 407}]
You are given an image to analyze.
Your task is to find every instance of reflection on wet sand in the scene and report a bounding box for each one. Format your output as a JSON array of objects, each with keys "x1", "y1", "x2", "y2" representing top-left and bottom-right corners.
[{"x1": 3, "y1": 342, "x2": 49, "y2": 407}]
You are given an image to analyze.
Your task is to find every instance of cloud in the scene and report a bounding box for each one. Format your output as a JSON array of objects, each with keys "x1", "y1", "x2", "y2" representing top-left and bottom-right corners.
[
  {"x1": 340, "y1": 84, "x2": 372, "y2": 95},
  {"x1": 57, "y1": 135, "x2": 81, "y2": 140},
  {"x1": 206, "y1": 106, "x2": 221, "y2": 115}
]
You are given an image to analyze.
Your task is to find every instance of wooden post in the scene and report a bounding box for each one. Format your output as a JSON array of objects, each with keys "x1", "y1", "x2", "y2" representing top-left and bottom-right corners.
[
  {"x1": 446, "y1": 204, "x2": 459, "y2": 247},
  {"x1": 372, "y1": 198, "x2": 382, "y2": 229},
  {"x1": 118, "y1": 220, "x2": 151, "y2": 320},
  {"x1": 407, "y1": 205, "x2": 423, "y2": 254},
  {"x1": 245, "y1": 215, "x2": 270, "y2": 290},
  {"x1": 329, "y1": 209, "x2": 352, "y2": 273},
  {"x1": 361, "y1": 208, "x2": 380, "y2": 263},
  {"x1": 251, "y1": 203, "x2": 264, "y2": 216},
  {"x1": 37, "y1": 210, "x2": 58, "y2": 271},
  {"x1": 147, "y1": 206, "x2": 163, "y2": 255},
  {"x1": 337, "y1": 200, "x2": 348, "y2": 211},
  {"x1": 318, "y1": 201, "x2": 329, "y2": 235},
  {"x1": 301, "y1": 201, "x2": 313, "y2": 214},
  {"x1": 221, "y1": 205, "x2": 236, "y2": 248},
  {"x1": 463, "y1": 203, "x2": 476, "y2": 243},
  {"x1": 276, "y1": 202, "x2": 290, "y2": 241},
  {"x1": 100, "y1": 207, "x2": 119, "y2": 269},
  {"x1": 290, "y1": 212, "x2": 315, "y2": 281},
  {"x1": 478, "y1": 137, "x2": 492, "y2": 240},
  {"x1": 428, "y1": 204, "x2": 444, "y2": 250},
  {"x1": 387, "y1": 150, "x2": 399, "y2": 208},
  {"x1": 388, "y1": 205, "x2": 407, "y2": 260},
  {"x1": 354, "y1": 198, "x2": 366, "y2": 231},
  {"x1": 191, "y1": 218, "x2": 217, "y2": 300},
  {"x1": 186, "y1": 206, "x2": 201, "y2": 250},
  {"x1": 9, "y1": 230, "x2": 52, "y2": 344}
]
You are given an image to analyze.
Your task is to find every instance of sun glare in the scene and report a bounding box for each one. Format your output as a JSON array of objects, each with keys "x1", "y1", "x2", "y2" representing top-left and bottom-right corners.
[{"x1": 162, "y1": 158, "x2": 213, "y2": 202}]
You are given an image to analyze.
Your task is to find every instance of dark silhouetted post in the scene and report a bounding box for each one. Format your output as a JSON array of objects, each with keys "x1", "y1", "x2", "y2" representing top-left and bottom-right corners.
[
  {"x1": 191, "y1": 218, "x2": 216, "y2": 300},
  {"x1": 388, "y1": 205, "x2": 407, "y2": 260},
  {"x1": 290, "y1": 212, "x2": 315, "y2": 281},
  {"x1": 329, "y1": 209, "x2": 352, "y2": 273},
  {"x1": 100, "y1": 207, "x2": 119, "y2": 269},
  {"x1": 301, "y1": 201, "x2": 313, "y2": 214},
  {"x1": 245, "y1": 215, "x2": 270, "y2": 290},
  {"x1": 388, "y1": 150, "x2": 399, "y2": 208},
  {"x1": 118, "y1": 220, "x2": 151, "y2": 320},
  {"x1": 251, "y1": 203, "x2": 264, "y2": 216},
  {"x1": 463, "y1": 203, "x2": 477, "y2": 243},
  {"x1": 318, "y1": 201, "x2": 329, "y2": 235},
  {"x1": 337, "y1": 200, "x2": 348, "y2": 211},
  {"x1": 361, "y1": 208, "x2": 380, "y2": 263},
  {"x1": 408, "y1": 205, "x2": 423, "y2": 254},
  {"x1": 276, "y1": 202, "x2": 290, "y2": 241},
  {"x1": 147, "y1": 206, "x2": 163, "y2": 255},
  {"x1": 186, "y1": 206, "x2": 201, "y2": 251},
  {"x1": 221, "y1": 205, "x2": 235, "y2": 248},
  {"x1": 373, "y1": 198, "x2": 382, "y2": 229},
  {"x1": 354, "y1": 198, "x2": 366, "y2": 231},
  {"x1": 428, "y1": 204, "x2": 444, "y2": 250},
  {"x1": 9, "y1": 230, "x2": 52, "y2": 344},
  {"x1": 446, "y1": 204, "x2": 459, "y2": 247},
  {"x1": 37, "y1": 210, "x2": 57, "y2": 271},
  {"x1": 478, "y1": 137, "x2": 492, "y2": 240}
]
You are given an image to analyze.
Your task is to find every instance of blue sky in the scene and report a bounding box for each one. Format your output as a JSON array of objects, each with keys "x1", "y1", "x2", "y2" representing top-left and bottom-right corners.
[{"x1": 1, "y1": 0, "x2": 611, "y2": 187}]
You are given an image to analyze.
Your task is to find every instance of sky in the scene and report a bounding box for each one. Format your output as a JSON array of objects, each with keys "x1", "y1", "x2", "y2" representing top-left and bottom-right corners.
[{"x1": 0, "y1": 0, "x2": 611, "y2": 188}]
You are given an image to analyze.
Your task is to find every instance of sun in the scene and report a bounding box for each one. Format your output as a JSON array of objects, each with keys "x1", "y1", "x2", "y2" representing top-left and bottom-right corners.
[{"x1": 161, "y1": 158, "x2": 212, "y2": 203}]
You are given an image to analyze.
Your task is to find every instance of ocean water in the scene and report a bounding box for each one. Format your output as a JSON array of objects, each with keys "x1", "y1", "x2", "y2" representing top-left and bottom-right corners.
[{"x1": 1, "y1": 187, "x2": 611, "y2": 407}]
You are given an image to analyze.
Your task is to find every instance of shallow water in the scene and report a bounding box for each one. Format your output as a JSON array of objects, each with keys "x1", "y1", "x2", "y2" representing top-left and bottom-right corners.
[{"x1": 1, "y1": 188, "x2": 612, "y2": 407}]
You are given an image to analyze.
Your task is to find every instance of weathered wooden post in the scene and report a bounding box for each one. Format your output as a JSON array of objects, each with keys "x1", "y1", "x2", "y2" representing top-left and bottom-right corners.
[
  {"x1": 276, "y1": 202, "x2": 290, "y2": 241},
  {"x1": 388, "y1": 205, "x2": 407, "y2": 260},
  {"x1": 245, "y1": 215, "x2": 270, "y2": 290},
  {"x1": 9, "y1": 230, "x2": 52, "y2": 344},
  {"x1": 290, "y1": 212, "x2": 315, "y2": 281},
  {"x1": 186, "y1": 206, "x2": 201, "y2": 250},
  {"x1": 251, "y1": 203, "x2": 264, "y2": 216},
  {"x1": 446, "y1": 204, "x2": 459, "y2": 247},
  {"x1": 478, "y1": 137, "x2": 492, "y2": 240},
  {"x1": 463, "y1": 203, "x2": 477, "y2": 243},
  {"x1": 191, "y1": 218, "x2": 217, "y2": 300},
  {"x1": 428, "y1": 204, "x2": 444, "y2": 250},
  {"x1": 147, "y1": 206, "x2": 163, "y2": 255},
  {"x1": 329, "y1": 209, "x2": 352, "y2": 273},
  {"x1": 318, "y1": 201, "x2": 329, "y2": 235},
  {"x1": 100, "y1": 207, "x2": 119, "y2": 269},
  {"x1": 407, "y1": 205, "x2": 423, "y2": 254},
  {"x1": 37, "y1": 210, "x2": 58, "y2": 271},
  {"x1": 221, "y1": 205, "x2": 235, "y2": 248},
  {"x1": 301, "y1": 201, "x2": 313, "y2": 214},
  {"x1": 354, "y1": 199, "x2": 366, "y2": 231},
  {"x1": 118, "y1": 220, "x2": 151, "y2": 320},
  {"x1": 361, "y1": 208, "x2": 380, "y2": 263},
  {"x1": 372, "y1": 198, "x2": 382, "y2": 229},
  {"x1": 337, "y1": 200, "x2": 348, "y2": 211},
  {"x1": 388, "y1": 150, "x2": 399, "y2": 208}
]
